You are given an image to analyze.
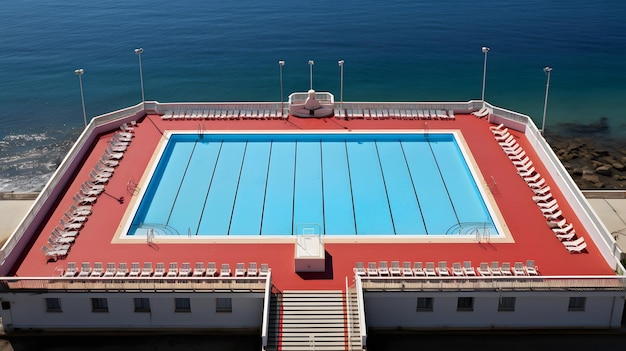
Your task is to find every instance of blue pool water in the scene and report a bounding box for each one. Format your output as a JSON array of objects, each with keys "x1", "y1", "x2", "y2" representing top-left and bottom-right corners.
[{"x1": 128, "y1": 133, "x2": 497, "y2": 237}]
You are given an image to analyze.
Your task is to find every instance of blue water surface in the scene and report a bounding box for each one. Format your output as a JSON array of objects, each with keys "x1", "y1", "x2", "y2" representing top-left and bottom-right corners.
[{"x1": 1, "y1": 0, "x2": 625, "y2": 191}]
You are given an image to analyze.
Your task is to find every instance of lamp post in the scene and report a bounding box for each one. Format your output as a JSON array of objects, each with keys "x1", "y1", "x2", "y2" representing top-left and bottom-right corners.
[
  {"x1": 338, "y1": 60, "x2": 344, "y2": 111},
  {"x1": 134, "y1": 48, "x2": 145, "y2": 106},
  {"x1": 541, "y1": 66, "x2": 553, "y2": 135},
  {"x1": 481, "y1": 46, "x2": 490, "y2": 107},
  {"x1": 308, "y1": 60, "x2": 314, "y2": 90},
  {"x1": 74, "y1": 68, "x2": 87, "y2": 127},
  {"x1": 279, "y1": 60, "x2": 285, "y2": 117}
]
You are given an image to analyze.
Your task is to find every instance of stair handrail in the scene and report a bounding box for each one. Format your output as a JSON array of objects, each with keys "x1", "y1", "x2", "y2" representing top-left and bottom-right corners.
[
  {"x1": 355, "y1": 275, "x2": 367, "y2": 349},
  {"x1": 345, "y1": 276, "x2": 354, "y2": 350},
  {"x1": 260, "y1": 270, "x2": 272, "y2": 351}
]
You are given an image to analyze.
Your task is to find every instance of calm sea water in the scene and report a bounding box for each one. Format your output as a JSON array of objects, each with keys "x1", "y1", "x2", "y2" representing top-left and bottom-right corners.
[{"x1": 1, "y1": 0, "x2": 625, "y2": 192}]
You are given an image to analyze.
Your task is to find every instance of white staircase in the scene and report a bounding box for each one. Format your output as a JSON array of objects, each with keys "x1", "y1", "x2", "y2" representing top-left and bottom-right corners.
[{"x1": 266, "y1": 290, "x2": 363, "y2": 351}]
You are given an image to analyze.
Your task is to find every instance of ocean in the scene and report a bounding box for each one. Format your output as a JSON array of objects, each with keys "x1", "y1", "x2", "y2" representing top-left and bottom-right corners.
[{"x1": 1, "y1": 0, "x2": 625, "y2": 192}]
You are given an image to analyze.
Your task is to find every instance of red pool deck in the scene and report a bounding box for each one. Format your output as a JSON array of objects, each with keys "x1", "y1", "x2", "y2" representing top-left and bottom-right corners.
[{"x1": 13, "y1": 113, "x2": 615, "y2": 290}]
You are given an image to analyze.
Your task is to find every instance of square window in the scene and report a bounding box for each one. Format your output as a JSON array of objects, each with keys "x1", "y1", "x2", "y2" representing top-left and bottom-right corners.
[
  {"x1": 91, "y1": 298, "x2": 108, "y2": 312},
  {"x1": 568, "y1": 297, "x2": 586, "y2": 311},
  {"x1": 45, "y1": 298, "x2": 62, "y2": 312},
  {"x1": 134, "y1": 298, "x2": 151, "y2": 313},
  {"x1": 216, "y1": 298, "x2": 232, "y2": 313},
  {"x1": 498, "y1": 296, "x2": 516, "y2": 312},
  {"x1": 416, "y1": 297, "x2": 433, "y2": 312},
  {"x1": 457, "y1": 297, "x2": 474, "y2": 311},
  {"x1": 175, "y1": 298, "x2": 191, "y2": 312}
]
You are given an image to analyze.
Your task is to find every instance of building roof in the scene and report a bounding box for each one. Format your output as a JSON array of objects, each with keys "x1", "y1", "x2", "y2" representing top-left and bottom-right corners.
[{"x1": 4, "y1": 108, "x2": 619, "y2": 290}]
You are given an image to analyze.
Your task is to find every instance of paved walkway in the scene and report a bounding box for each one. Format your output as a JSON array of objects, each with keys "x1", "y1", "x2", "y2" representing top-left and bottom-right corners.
[{"x1": 1, "y1": 191, "x2": 626, "y2": 259}]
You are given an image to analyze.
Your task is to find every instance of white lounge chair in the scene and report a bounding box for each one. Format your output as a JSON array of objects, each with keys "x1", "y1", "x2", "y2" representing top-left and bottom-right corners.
[
  {"x1": 522, "y1": 172, "x2": 542, "y2": 183},
  {"x1": 494, "y1": 131, "x2": 511, "y2": 142},
  {"x1": 490, "y1": 261, "x2": 502, "y2": 276},
  {"x1": 64, "y1": 262, "x2": 77, "y2": 277},
  {"x1": 533, "y1": 186, "x2": 552, "y2": 196},
  {"x1": 525, "y1": 260, "x2": 538, "y2": 275},
  {"x1": 50, "y1": 233, "x2": 75, "y2": 245},
  {"x1": 206, "y1": 262, "x2": 217, "y2": 277},
  {"x1": 518, "y1": 168, "x2": 537, "y2": 180},
  {"x1": 563, "y1": 237, "x2": 585, "y2": 247},
  {"x1": 378, "y1": 261, "x2": 390, "y2": 276},
  {"x1": 179, "y1": 262, "x2": 191, "y2": 277},
  {"x1": 513, "y1": 262, "x2": 526, "y2": 276},
  {"x1": 103, "y1": 262, "x2": 116, "y2": 277},
  {"x1": 490, "y1": 123, "x2": 505, "y2": 132},
  {"x1": 367, "y1": 262, "x2": 378, "y2": 276},
  {"x1": 462, "y1": 261, "x2": 477, "y2": 276},
  {"x1": 533, "y1": 193, "x2": 554, "y2": 203},
  {"x1": 126, "y1": 262, "x2": 141, "y2": 277},
  {"x1": 543, "y1": 210, "x2": 563, "y2": 221},
  {"x1": 353, "y1": 262, "x2": 366, "y2": 276},
  {"x1": 413, "y1": 262, "x2": 426, "y2": 276},
  {"x1": 259, "y1": 263, "x2": 270, "y2": 277},
  {"x1": 424, "y1": 262, "x2": 437, "y2": 277},
  {"x1": 500, "y1": 262, "x2": 513, "y2": 276},
  {"x1": 235, "y1": 262, "x2": 246, "y2": 277},
  {"x1": 556, "y1": 230, "x2": 576, "y2": 241},
  {"x1": 512, "y1": 157, "x2": 532, "y2": 169},
  {"x1": 565, "y1": 240, "x2": 587, "y2": 253},
  {"x1": 451, "y1": 262, "x2": 464, "y2": 276},
  {"x1": 139, "y1": 262, "x2": 152, "y2": 277},
  {"x1": 220, "y1": 263, "x2": 231, "y2": 277},
  {"x1": 507, "y1": 149, "x2": 525, "y2": 160},
  {"x1": 77, "y1": 262, "x2": 92, "y2": 277},
  {"x1": 472, "y1": 106, "x2": 489, "y2": 117},
  {"x1": 477, "y1": 262, "x2": 491, "y2": 276},
  {"x1": 90, "y1": 262, "x2": 104, "y2": 277},
  {"x1": 436, "y1": 261, "x2": 450, "y2": 276},
  {"x1": 390, "y1": 261, "x2": 402, "y2": 276},
  {"x1": 553, "y1": 222, "x2": 574, "y2": 235},
  {"x1": 153, "y1": 262, "x2": 166, "y2": 277},
  {"x1": 116, "y1": 262, "x2": 129, "y2": 277},
  {"x1": 527, "y1": 177, "x2": 547, "y2": 189},
  {"x1": 192, "y1": 262, "x2": 206, "y2": 277},
  {"x1": 52, "y1": 226, "x2": 78, "y2": 238},
  {"x1": 402, "y1": 261, "x2": 413, "y2": 276},
  {"x1": 166, "y1": 262, "x2": 179, "y2": 277},
  {"x1": 247, "y1": 262, "x2": 258, "y2": 277}
]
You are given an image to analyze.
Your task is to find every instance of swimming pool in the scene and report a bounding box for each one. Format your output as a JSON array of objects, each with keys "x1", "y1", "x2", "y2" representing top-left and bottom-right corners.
[{"x1": 126, "y1": 132, "x2": 498, "y2": 238}]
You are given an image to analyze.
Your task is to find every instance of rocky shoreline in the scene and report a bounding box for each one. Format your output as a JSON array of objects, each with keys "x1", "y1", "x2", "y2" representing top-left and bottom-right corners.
[{"x1": 546, "y1": 132, "x2": 626, "y2": 190}]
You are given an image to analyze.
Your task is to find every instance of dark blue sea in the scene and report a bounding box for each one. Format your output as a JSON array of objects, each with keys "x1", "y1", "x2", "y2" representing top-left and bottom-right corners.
[{"x1": 1, "y1": 0, "x2": 625, "y2": 192}]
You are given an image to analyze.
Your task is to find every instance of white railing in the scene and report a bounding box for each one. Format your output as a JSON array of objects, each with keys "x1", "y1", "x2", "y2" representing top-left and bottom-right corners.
[
  {"x1": 359, "y1": 275, "x2": 626, "y2": 291},
  {"x1": 355, "y1": 275, "x2": 367, "y2": 349},
  {"x1": 345, "y1": 277, "x2": 354, "y2": 351},
  {"x1": 0, "y1": 102, "x2": 145, "y2": 274},
  {"x1": 260, "y1": 270, "x2": 272, "y2": 351},
  {"x1": 0, "y1": 275, "x2": 269, "y2": 293}
]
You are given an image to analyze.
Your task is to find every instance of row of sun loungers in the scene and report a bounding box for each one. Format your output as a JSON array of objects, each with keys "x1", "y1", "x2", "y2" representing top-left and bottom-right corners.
[
  {"x1": 162, "y1": 109, "x2": 286, "y2": 120},
  {"x1": 336, "y1": 108, "x2": 455, "y2": 120},
  {"x1": 62, "y1": 261, "x2": 270, "y2": 278},
  {"x1": 43, "y1": 125, "x2": 136, "y2": 262},
  {"x1": 354, "y1": 260, "x2": 538, "y2": 277},
  {"x1": 491, "y1": 123, "x2": 587, "y2": 254}
]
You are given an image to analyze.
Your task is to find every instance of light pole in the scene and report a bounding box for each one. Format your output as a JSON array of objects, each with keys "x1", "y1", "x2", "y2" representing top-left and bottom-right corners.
[
  {"x1": 541, "y1": 66, "x2": 553, "y2": 135},
  {"x1": 338, "y1": 60, "x2": 344, "y2": 111},
  {"x1": 134, "y1": 48, "x2": 145, "y2": 106},
  {"x1": 279, "y1": 60, "x2": 285, "y2": 117},
  {"x1": 74, "y1": 68, "x2": 87, "y2": 127},
  {"x1": 308, "y1": 60, "x2": 314, "y2": 90},
  {"x1": 481, "y1": 46, "x2": 490, "y2": 107}
]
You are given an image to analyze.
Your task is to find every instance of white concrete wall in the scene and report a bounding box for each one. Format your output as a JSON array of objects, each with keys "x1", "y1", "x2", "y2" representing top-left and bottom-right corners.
[
  {"x1": 0, "y1": 291, "x2": 264, "y2": 331},
  {"x1": 364, "y1": 291, "x2": 625, "y2": 329}
]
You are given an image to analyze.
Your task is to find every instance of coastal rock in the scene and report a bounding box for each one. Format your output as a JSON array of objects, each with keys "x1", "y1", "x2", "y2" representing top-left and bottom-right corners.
[
  {"x1": 612, "y1": 162, "x2": 625, "y2": 171},
  {"x1": 595, "y1": 165, "x2": 612, "y2": 176}
]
